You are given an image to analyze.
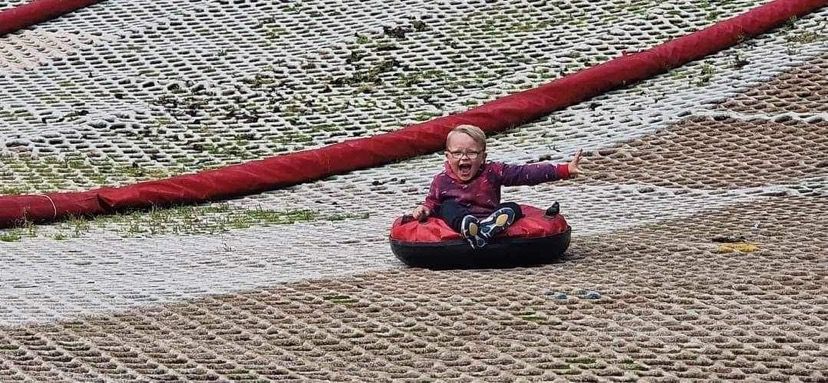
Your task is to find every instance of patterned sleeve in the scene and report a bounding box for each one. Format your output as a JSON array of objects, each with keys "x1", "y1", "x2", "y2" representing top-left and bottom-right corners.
[{"x1": 499, "y1": 162, "x2": 570, "y2": 186}]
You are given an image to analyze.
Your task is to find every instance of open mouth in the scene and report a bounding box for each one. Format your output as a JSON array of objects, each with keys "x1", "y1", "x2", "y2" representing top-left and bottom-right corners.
[{"x1": 458, "y1": 163, "x2": 472, "y2": 177}]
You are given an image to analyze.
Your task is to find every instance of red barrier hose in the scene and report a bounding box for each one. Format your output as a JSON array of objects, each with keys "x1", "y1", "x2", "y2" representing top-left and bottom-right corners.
[
  {"x1": 0, "y1": 0, "x2": 103, "y2": 36},
  {"x1": 0, "y1": 0, "x2": 824, "y2": 227}
]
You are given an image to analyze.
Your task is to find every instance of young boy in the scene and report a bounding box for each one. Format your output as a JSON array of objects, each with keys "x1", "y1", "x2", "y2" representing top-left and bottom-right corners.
[{"x1": 411, "y1": 124, "x2": 582, "y2": 249}]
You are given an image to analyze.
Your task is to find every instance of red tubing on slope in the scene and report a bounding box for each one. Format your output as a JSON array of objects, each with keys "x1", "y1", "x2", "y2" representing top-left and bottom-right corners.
[
  {"x1": 0, "y1": 0, "x2": 824, "y2": 227},
  {"x1": 0, "y1": 0, "x2": 103, "y2": 36}
]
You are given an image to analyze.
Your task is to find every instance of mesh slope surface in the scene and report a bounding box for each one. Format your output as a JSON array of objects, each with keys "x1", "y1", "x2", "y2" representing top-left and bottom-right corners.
[{"x1": 0, "y1": 0, "x2": 826, "y2": 381}]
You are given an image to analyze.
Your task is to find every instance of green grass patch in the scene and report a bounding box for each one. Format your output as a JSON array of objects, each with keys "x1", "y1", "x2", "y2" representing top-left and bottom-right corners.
[
  {"x1": 398, "y1": 69, "x2": 448, "y2": 87},
  {"x1": 0, "y1": 220, "x2": 37, "y2": 242},
  {"x1": 785, "y1": 31, "x2": 823, "y2": 45},
  {"x1": 331, "y1": 59, "x2": 401, "y2": 86},
  {"x1": 355, "y1": 34, "x2": 371, "y2": 44},
  {"x1": 264, "y1": 26, "x2": 287, "y2": 40},
  {"x1": 0, "y1": 153, "x2": 175, "y2": 194},
  {"x1": 693, "y1": 62, "x2": 716, "y2": 86},
  {"x1": 0, "y1": 230, "x2": 23, "y2": 242},
  {"x1": 1, "y1": 203, "x2": 369, "y2": 240},
  {"x1": 0, "y1": 186, "x2": 29, "y2": 195},
  {"x1": 53, "y1": 204, "x2": 366, "y2": 238}
]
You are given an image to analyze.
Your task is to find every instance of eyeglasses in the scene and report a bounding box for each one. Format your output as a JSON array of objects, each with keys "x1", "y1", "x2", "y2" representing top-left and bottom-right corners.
[{"x1": 447, "y1": 150, "x2": 482, "y2": 160}]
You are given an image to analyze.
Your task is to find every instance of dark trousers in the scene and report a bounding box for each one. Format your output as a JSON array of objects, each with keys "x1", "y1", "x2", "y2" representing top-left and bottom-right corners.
[{"x1": 438, "y1": 200, "x2": 523, "y2": 233}]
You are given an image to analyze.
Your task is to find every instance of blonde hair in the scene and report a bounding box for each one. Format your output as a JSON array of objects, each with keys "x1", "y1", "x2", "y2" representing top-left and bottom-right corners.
[{"x1": 447, "y1": 124, "x2": 487, "y2": 151}]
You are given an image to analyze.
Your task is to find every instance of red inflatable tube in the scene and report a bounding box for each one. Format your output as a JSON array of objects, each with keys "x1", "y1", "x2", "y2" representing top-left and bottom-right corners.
[
  {"x1": 0, "y1": 0, "x2": 824, "y2": 227},
  {"x1": 0, "y1": 0, "x2": 103, "y2": 37},
  {"x1": 389, "y1": 205, "x2": 571, "y2": 269},
  {"x1": 390, "y1": 205, "x2": 570, "y2": 243}
]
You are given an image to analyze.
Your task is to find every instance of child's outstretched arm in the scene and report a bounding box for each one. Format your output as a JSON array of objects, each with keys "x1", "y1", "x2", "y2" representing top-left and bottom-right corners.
[
  {"x1": 500, "y1": 149, "x2": 584, "y2": 186},
  {"x1": 568, "y1": 149, "x2": 583, "y2": 176}
]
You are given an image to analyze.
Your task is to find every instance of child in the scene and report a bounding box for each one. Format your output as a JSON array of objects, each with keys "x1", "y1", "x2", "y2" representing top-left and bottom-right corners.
[{"x1": 411, "y1": 124, "x2": 582, "y2": 249}]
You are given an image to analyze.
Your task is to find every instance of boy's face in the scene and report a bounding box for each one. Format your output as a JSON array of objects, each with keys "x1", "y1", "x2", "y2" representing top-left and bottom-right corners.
[{"x1": 445, "y1": 132, "x2": 486, "y2": 182}]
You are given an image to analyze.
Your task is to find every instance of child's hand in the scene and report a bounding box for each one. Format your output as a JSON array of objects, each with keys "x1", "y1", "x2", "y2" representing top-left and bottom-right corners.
[
  {"x1": 412, "y1": 205, "x2": 430, "y2": 220},
  {"x1": 568, "y1": 149, "x2": 583, "y2": 176}
]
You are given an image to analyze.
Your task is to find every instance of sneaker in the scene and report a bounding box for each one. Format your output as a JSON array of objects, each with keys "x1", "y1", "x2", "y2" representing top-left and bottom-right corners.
[
  {"x1": 478, "y1": 207, "x2": 517, "y2": 241},
  {"x1": 460, "y1": 215, "x2": 487, "y2": 249}
]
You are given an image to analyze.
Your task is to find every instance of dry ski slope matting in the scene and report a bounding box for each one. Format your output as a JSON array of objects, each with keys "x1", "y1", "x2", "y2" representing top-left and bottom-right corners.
[{"x1": 1, "y1": 0, "x2": 827, "y2": 381}]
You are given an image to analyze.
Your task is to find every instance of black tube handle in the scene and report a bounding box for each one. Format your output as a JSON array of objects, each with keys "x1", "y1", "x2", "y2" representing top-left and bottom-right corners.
[{"x1": 545, "y1": 202, "x2": 560, "y2": 217}]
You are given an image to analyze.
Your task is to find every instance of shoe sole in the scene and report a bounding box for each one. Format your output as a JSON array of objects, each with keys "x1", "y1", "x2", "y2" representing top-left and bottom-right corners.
[{"x1": 495, "y1": 213, "x2": 511, "y2": 226}]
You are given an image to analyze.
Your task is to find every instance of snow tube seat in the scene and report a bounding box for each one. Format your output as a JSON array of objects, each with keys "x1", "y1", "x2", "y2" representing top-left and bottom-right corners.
[{"x1": 389, "y1": 204, "x2": 570, "y2": 269}]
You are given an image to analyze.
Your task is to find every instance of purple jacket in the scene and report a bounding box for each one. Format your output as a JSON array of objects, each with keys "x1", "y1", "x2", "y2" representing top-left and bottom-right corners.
[{"x1": 423, "y1": 161, "x2": 571, "y2": 216}]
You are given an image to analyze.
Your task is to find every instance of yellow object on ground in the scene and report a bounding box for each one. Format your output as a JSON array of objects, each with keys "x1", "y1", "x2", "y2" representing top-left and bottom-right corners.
[{"x1": 716, "y1": 242, "x2": 760, "y2": 253}]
